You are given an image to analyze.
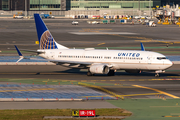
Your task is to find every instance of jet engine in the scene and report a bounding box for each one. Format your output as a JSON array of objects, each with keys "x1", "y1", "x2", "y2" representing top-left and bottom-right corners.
[{"x1": 89, "y1": 64, "x2": 109, "y2": 74}]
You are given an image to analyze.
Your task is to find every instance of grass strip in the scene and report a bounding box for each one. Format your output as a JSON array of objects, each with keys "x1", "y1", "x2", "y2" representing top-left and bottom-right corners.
[{"x1": 0, "y1": 108, "x2": 131, "y2": 120}]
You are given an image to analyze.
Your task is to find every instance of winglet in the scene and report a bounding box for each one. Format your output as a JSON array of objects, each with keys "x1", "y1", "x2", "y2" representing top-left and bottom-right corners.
[
  {"x1": 14, "y1": 45, "x2": 23, "y2": 56},
  {"x1": 14, "y1": 45, "x2": 24, "y2": 63},
  {"x1": 140, "y1": 43, "x2": 145, "y2": 51}
]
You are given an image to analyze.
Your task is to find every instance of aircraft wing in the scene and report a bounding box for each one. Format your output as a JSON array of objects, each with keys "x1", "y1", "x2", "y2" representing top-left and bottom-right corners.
[
  {"x1": 47, "y1": 59, "x2": 92, "y2": 65},
  {"x1": 47, "y1": 59, "x2": 113, "y2": 68}
]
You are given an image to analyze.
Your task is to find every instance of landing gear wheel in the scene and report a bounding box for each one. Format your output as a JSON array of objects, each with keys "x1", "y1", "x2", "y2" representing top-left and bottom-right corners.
[
  {"x1": 108, "y1": 70, "x2": 115, "y2": 76},
  {"x1": 87, "y1": 71, "x2": 93, "y2": 76},
  {"x1": 155, "y1": 73, "x2": 159, "y2": 77}
]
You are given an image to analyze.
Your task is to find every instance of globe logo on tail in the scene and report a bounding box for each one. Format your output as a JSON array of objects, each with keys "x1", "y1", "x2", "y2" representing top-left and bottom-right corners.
[{"x1": 40, "y1": 30, "x2": 57, "y2": 49}]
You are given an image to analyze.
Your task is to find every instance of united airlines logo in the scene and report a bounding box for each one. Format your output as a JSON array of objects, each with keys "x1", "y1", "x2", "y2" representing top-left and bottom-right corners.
[
  {"x1": 40, "y1": 30, "x2": 58, "y2": 49},
  {"x1": 118, "y1": 53, "x2": 140, "y2": 57}
]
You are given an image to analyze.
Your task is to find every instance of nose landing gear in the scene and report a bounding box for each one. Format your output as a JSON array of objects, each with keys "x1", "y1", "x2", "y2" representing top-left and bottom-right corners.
[
  {"x1": 155, "y1": 73, "x2": 159, "y2": 77},
  {"x1": 155, "y1": 70, "x2": 165, "y2": 77}
]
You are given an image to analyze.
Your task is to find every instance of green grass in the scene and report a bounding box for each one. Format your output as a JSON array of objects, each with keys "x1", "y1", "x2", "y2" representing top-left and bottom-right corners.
[
  {"x1": 0, "y1": 108, "x2": 131, "y2": 120},
  {"x1": 107, "y1": 99, "x2": 180, "y2": 120}
]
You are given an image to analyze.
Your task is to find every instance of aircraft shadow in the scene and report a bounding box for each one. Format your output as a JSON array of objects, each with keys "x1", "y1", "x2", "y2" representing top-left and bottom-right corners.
[{"x1": 51, "y1": 69, "x2": 179, "y2": 77}]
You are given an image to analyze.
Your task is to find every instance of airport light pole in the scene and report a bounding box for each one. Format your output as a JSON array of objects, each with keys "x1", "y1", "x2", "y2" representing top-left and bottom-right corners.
[
  {"x1": 149, "y1": 0, "x2": 151, "y2": 18},
  {"x1": 25, "y1": 0, "x2": 27, "y2": 17},
  {"x1": 11, "y1": 0, "x2": 12, "y2": 14},
  {"x1": 15, "y1": 1, "x2": 18, "y2": 11},
  {"x1": 39, "y1": 0, "x2": 40, "y2": 14},
  {"x1": 139, "y1": 0, "x2": 140, "y2": 16}
]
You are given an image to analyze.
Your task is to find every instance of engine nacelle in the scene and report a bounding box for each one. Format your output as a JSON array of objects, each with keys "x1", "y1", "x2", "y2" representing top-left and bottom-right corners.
[
  {"x1": 125, "y1": 70, "x2": 141, "y2": 73},
  {"x1": 89, "y1": 64, "x2": 109, "y2": 74}
]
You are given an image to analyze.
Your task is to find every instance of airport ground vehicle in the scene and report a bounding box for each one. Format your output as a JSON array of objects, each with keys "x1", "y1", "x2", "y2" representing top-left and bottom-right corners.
[
  {"x1": 146, "y1": 16, "x2": 151, "y2": 19},
  {"x1": 146, "y1": 21, "x2": 156, "y2": 27},
  {"x1": 72, "y1": 21, "x2": 78, "y2": 25},
  {"x1": 13, "y1": 14, "x2": 24, "y2": 19},
  {"x1": 40, "y1": 14, "x2": 55, "y2": 19},
  {"x1": 87, "y1": 21, "x2": 100, "y2": 24},
  {"x1": 134, "y1": 16, "x2": 141, "y2": 19},
  {"x1": 91, "y1": 21, "x2": 100, "y2": 24}
]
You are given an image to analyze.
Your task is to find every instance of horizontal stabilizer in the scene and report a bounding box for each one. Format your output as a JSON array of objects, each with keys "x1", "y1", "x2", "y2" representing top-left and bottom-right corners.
[{"x1": 14, "y1": 45, "x2": 24, "y2": 63}]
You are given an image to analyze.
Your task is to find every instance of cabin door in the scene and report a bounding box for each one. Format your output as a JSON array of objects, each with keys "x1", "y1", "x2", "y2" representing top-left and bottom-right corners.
[{"x1": 50, "y1": 52, "x2": 55, "y2": 59}]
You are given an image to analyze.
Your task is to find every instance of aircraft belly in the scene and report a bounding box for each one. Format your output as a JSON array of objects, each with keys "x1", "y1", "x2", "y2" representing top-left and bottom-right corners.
[
  {"x1": 115, "y1": 63, "x2": 141, "y2": 70},
  {"x1": 115, "y1": 63, "x2": 166, "y2": 71}
]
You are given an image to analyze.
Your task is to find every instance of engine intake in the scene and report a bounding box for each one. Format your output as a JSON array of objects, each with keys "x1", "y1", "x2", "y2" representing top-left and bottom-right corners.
[{"x1": 89, "y1": 64, "x2": 109, "y2": 74}]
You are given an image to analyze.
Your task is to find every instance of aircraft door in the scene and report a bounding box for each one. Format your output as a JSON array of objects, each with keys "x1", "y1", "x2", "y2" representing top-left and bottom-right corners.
[{"x1": 50, "y1": 52, "x2": 55, "y2": 59}]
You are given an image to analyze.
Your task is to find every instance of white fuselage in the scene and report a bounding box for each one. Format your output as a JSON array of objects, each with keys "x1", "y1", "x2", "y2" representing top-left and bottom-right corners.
[{"x1": 38, "y1": 49, "x2": 173, "y2": 71}]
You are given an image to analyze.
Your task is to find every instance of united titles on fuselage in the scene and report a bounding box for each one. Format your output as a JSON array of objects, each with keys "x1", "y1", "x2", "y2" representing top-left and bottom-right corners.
[{"x1": 118, "y1": 53, "x2": 140, "y2": 57}]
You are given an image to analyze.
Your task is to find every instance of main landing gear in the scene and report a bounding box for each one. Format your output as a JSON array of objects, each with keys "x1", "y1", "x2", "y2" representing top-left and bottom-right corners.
[
  {"x1": 155, "y1": 73, "x2": 159, "y2": 77},
  {"x1": 87, "y1": 71, "x2": 93, "y2": 76},
  {"x1": 108, "y1": 70, "x2": 115, "y2": 76},
  {"x1": 87, "y1": 69, "x2": 93, "y2": 76}
]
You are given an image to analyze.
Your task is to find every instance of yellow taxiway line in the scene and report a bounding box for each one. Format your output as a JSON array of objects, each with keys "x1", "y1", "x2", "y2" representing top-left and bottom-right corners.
[
  {"x1": 121, "y1": 93, "x2": 161, "y2": 97},
  {"x1": 163, "y1": 116, "x2": 180, "y2": 117},
  {"x1": 133, "y1": 85, "x2": 179, "y2": 98},
  {"x1": 97, "y1": 43, "x2": 105, "y2": 46}
]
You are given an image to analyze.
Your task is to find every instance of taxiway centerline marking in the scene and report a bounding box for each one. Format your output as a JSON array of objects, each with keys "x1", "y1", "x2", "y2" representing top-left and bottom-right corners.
[
  {"x1": 163, "y1": 116, "x2": 180, "y2": 117},
  {"x1": 133, "y1": 85, "x2": 179, "y2": 98},
  {"x1": 100, "y1": 80, "x2": 106, "y2": 81},
  {"x1": 99, "y1": 86, "x2": 136, "y2": 88},
  {"x1": 98, "y1": 43, "x2": 105, "y2": 46},
  {"x1": 121, "y1": 93, "x2": 162, "y2": 97},
  {"x1": 78, "y1": 82, "x2": 124, "y2": 99}
]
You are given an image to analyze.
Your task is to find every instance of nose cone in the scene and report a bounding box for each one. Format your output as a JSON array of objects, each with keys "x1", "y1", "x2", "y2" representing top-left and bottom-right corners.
[{"x1": 167, "y1": 60, "x2": 173, "y2": 68}]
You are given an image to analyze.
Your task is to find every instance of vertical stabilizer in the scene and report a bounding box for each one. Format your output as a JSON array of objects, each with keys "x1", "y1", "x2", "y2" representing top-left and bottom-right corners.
[{"x1": 34, "y1": 14, "x2": 68, "y2": 49}]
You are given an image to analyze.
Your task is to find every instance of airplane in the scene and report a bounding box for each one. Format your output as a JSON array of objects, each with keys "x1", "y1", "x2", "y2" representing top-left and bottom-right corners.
[{"x1": 15, "y1": 13, "x2": 173, "y2": 77}]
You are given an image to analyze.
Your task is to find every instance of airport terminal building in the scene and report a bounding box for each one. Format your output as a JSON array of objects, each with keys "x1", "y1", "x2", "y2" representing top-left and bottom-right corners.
[{"x1": 0, "y1": 0, "x2": 180, "y2": 11}]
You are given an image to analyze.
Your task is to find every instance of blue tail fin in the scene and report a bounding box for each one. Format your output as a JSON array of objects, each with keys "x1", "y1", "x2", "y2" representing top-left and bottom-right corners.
[{"x1": 34, "y1": 14, "x2": 68, "y2": 50}]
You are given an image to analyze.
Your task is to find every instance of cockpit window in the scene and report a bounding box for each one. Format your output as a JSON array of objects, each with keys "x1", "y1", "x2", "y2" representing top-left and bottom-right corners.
[{"x1": 157, "y1": 57, "x2": 167, "y2": 60}]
